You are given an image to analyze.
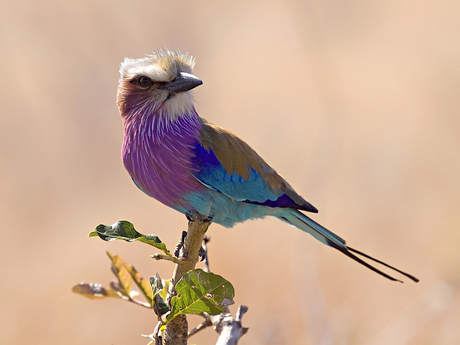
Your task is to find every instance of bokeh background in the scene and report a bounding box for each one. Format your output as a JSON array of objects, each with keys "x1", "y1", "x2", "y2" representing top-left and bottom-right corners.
[{"x1": 1, "y1": 0, "x2": 459, "y2": 344}]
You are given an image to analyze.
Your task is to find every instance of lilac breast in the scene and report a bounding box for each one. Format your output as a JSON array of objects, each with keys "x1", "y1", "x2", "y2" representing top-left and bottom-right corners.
[{"x1": 122, "y1": 111, "x2": 205, "y2": 210}]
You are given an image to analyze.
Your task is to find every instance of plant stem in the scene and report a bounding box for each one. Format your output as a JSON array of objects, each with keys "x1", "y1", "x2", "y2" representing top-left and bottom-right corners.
[{"x1": 162, "y1": 215, "x2": 211, "y2": 345}]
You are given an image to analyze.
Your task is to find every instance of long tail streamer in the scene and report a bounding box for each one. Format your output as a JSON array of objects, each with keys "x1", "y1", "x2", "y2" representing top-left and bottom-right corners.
[{"x1": 281, "y1": 209, "x2": 419, "y2": 283}]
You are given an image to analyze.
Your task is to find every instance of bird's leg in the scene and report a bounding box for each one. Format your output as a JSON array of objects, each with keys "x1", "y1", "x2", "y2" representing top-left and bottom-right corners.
[
  {"x1": 174, "y1": 231, "x2": 188, "y2": 258},
  {"x1": 201, "y1": 236, "x2": 210, "y2": 271},
  {"x1": 198, "y1": 246, "x2": 206, "y2": 261},
  {"x1": 186, "y1": 210, "x2": 213, "y2": 223},
  {"x1": 182, "y1": 212, "x2": 211, "y2": 263},
  {"x1": 174, "y1": 211, "x2": 212, "y2": 259},
  {"x1": 153, "y1": 232, "x2": 208, "y2": 265}
]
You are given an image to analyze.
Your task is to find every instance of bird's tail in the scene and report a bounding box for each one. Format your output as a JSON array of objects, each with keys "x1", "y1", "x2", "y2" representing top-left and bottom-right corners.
[{"x1": 278, "y1": 209, "x2": 419, "y2": 283}]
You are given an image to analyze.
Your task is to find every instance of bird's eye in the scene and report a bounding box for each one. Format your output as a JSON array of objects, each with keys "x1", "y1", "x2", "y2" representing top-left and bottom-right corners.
[{"x1": 138, "y1": 76, "x2": 153, "y2": 88}]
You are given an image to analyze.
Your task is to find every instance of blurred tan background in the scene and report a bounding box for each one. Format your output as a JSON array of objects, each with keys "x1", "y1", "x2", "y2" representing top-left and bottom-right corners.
[{"x1": 1, "y1": 0, "x2": 459, "y2": 344}]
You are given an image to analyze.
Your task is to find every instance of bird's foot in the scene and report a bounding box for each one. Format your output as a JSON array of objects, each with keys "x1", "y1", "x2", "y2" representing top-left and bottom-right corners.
[
  {"x1": 174, "y1": 230, "x2": 188, "y2": 258},
  {"x1": 199, "y1": 236, "x2": 210, "y2": 269},
  {"x1": 174, "y1": 230, "x2": 207, "y2": 263},
  {"x1": 198, "y1": 245, "x2": 206, "y2": 262},
  {"x1": 185, "y1": 210, "x2": 213, "y2": 223}
]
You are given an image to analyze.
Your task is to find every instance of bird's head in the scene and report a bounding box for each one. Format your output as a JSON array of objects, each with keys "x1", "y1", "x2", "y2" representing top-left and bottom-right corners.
[{"x1": 117, "y1": 50, "x2": 202, "y2": 120}]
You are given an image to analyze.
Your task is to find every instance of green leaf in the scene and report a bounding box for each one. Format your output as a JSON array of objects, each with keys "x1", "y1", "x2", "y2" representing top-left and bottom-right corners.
[
  {"x1": 164, "y1": 269, "x2": 235, "y2": 324},
  {"x1": 150, "y1": 274, "x2": 170, "y2": 316},
  {"x1": 72, "y1": 283, "x2": 122, "y2": 300},
  {"x1": 150, "y1": 273, "x2": 165, "y2": 297},
  {"x1": 89, "y1": 220, "x2": 171, "y2": 255}
]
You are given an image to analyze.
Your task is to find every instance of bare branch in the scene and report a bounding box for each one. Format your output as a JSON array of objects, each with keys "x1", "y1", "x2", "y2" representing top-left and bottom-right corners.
[
  {"x1": 213, "y1": 306, "x2": 249, "y2": 345},
  {"x1": 235, "y1": 305, "x2": 248, "y2": 322}
]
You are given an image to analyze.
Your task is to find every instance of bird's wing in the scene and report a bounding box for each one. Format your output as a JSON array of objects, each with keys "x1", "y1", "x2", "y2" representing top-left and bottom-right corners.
[{"x1": 191, "y1": 119, "x2": 318, "y2": 213}]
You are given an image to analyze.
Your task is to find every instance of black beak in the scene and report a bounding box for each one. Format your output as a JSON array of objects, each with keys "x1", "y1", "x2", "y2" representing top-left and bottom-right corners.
[{"x1": 163, "y1": 72, "x2": 203, "y2": 94}]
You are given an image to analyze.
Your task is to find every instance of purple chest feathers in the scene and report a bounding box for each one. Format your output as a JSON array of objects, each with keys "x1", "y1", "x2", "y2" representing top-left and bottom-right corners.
[{"x1": 122, "y1": 112, "x2": 204, "y2": 209}]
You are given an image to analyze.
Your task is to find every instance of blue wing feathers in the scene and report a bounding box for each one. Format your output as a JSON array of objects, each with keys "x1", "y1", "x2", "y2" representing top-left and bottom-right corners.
[
  {"x1": 192, "y1": 140, "x2": 317, "y2": 212},
  {"x1": 192, "y1": 143, "x2": 279, "y2": 202}
]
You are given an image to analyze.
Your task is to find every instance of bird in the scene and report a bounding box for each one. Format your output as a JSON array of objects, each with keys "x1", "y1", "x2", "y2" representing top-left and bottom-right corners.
[{"x1": 117, "y1": 50, "x2": 418, "y2": 283}]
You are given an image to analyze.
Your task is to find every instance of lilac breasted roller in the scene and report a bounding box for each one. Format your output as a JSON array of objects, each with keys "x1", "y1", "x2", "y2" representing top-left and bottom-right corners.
[{"x1": 117, "y1": 50, "x2": 418, "y2": 283}]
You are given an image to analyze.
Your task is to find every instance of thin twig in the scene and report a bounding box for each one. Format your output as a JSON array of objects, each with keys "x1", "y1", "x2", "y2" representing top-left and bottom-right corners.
[
  {"x1": 113, "y1": 293, "x2": 151, "y2": 309},
  {"x1": 187, "y1": 316, "x2": 213, "y2": 338},
  {"x1": 127, "y1": 297, "x2": 152, "y2": 309},
  {"x1": 235, "y1": 305, "x2": 248, "y2": 322},
  {"x1": 152, "y1": 253, "x2": 186, "y2": 265}
]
